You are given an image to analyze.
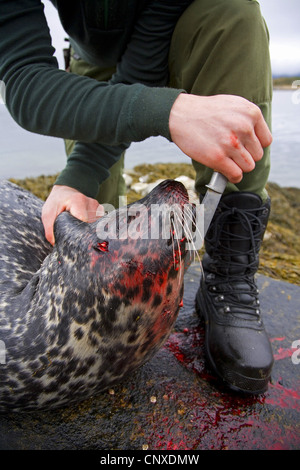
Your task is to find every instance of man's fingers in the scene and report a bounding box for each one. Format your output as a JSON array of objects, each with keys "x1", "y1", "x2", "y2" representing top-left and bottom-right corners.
[
  {"x1": 41, "y1": 204, "x2": 60, "y2": 246},
  {"x1": 206, "y1": 149, "x2": 243, "y2": 184},
  {"x1": 244, "y1": 132, "x2": 264, "y2": 163},
  {"x1": 41, "y1": 186, "x2": 105, "y2": 246},
  {"x1": 254, "y1": 109, "x2": 273, "y2": 149},
  {"x1": 221, "y1": 163, "x2": 243, "y2": 184},
  {"x1": 70, "y1": 199, "x2": 103, "y2": 223},
  {"x1": 87, "y1": 200, "x2": 104, "y2": 222},
  {"x1": 96, "y1": 205, "x2": 105, "y2": 218},
  {"x1": 244, "y1": 102, "x2": 272, "y2": 150},
  {"x1": 68, "y1": 204, "x2": 89, "y2": 223}
]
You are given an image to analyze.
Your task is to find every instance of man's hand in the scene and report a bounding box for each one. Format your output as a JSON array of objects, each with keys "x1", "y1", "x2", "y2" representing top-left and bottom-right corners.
[
  {"x1": 169, "y1": 94, "x2": 272, "y2": 183},
  {"x1": 42, "y1": 185, "x2": 104, "y2": 245}
]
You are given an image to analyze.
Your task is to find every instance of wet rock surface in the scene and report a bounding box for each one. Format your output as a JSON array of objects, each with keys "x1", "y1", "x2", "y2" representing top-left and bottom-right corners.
[{"x1": 0, "y1": 264, "x2": 299, "y2": 451}]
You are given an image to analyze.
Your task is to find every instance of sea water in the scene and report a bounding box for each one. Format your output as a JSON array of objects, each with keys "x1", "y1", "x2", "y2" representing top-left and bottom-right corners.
[{"x1": 0, "y1": 90, "x2": 299, "y2": 188}]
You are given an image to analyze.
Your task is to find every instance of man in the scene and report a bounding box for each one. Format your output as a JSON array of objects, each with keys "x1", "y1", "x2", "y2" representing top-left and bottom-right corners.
[{"x1": 0, "y1": 0, "x2": 273, "y2": 394}]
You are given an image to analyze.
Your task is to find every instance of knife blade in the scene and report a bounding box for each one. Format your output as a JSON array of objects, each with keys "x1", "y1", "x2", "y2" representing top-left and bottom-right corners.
[{"x1": 202, "y1": 171, "x2": 228, "y2": 236}]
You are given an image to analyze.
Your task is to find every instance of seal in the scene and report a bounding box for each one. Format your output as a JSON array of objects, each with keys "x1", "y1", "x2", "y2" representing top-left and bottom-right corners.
[{"x1": 0, "y1": 179, "x2": 195, "y2": 411}]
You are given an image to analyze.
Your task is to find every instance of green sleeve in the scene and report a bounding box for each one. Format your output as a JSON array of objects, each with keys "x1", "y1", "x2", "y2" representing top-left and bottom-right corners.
[
  {"x1": 0, "y1": 0, "x2": 182, "y2": 195},
  {"x1": 54, "y1": 141, "x2": 130, "y2": 198}
]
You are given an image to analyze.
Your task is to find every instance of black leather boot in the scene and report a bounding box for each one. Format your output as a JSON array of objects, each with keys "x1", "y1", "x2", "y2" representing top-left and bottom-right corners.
[{"x1": 196, "y1": 192, "x2": 274, "y2": 394}]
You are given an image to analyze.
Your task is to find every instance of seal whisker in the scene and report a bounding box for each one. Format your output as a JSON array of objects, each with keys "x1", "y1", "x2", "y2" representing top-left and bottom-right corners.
[
  {"x1": 184, "y1": 203, "x2": 203, "y2": 245},
  {"x1": 171, "y1": 210, "x2": 186, "y2": 288},
  {"x1": 177, "y1": 203, "x2": 203, "y2": 275}
]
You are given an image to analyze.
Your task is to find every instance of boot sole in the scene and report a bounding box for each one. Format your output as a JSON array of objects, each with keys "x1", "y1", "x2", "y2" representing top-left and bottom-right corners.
[{"x1": 196, "y1": 287, "x2": 270, "y2": 395}]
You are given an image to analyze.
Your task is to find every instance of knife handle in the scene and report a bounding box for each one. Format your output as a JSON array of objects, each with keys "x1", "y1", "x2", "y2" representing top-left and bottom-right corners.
[{"x1": 205, "y1": 172, "x2": 228, "y2": 194}]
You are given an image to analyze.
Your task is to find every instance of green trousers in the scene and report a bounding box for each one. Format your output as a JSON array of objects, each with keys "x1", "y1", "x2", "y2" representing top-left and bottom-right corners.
[{"x1": 66, "y1": 0, "x2": 272, "y2": 205}]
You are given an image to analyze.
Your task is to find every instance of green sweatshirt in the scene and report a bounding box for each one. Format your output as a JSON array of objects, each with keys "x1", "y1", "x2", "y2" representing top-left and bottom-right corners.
[{"x1": 0, "y1": 0, "x2": 192, "y2": 198}]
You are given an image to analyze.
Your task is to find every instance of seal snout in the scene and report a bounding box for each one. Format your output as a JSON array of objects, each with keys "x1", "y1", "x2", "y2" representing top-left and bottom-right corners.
[{"x1": 146, "y1": 179, "x2": 189, "y2": 205}]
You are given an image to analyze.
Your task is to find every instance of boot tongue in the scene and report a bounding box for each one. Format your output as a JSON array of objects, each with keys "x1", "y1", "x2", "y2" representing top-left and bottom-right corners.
[{"x1": 222, "y1": 192, "x2": 262, "y2": 210}]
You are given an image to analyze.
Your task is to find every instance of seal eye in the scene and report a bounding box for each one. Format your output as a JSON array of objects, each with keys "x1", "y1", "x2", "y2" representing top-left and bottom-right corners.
[{"x1": 94, "y1": 241, "x2": 109, "y2": 252}]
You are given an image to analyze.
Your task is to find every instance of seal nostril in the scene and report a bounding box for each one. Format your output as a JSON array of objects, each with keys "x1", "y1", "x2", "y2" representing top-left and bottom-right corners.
[{"x1": 94, "y1": 241, "x2": 109, "y2": 252}]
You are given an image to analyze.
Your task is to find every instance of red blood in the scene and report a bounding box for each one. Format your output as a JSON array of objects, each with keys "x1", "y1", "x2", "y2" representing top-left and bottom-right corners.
[
  {"x1": 230, "y1": 132, "x2": 240, "y2": 149},
  {"x1": 97, "y1": 241, "x2": 109, "y2": 252},
  {"x1": 265, "y1": 382, "x2": 300, "y2": 410},
  {"x1": 273, "y1": 347, "x2": 294, "y2": 361},
  {"x1": 270, "y1": 336, "x2": 286, "y2": 342}
]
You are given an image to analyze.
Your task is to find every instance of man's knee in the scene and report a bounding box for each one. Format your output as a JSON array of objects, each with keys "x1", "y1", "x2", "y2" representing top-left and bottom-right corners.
[
  {"x1": 174, "y1": 0, "x2": 268, "y2": 42},
  {"x1": 169, "y1": 0, "x2": 271, "y2": 99},
  {"x1": 221, "y1": 0, "x2": 268, "y2": 38}
]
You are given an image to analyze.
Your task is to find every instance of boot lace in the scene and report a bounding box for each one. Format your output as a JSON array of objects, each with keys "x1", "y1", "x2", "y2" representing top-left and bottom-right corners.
[{"x1": 205, "y1": 205, "x2": 267, "y2": 321}]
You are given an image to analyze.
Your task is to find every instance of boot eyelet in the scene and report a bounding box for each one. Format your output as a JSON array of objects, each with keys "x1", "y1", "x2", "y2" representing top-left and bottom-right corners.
[
  {"x1": 256, "y1": 309, "x2": 260, "y2": 315},
  {"x1": 216, "y1": 295, "x2": 224, "y2": 302},
  {"x1": 224, "y1": 306, "x2": 230, "y2": 313},
  {"x1": 209, "y1": 285, "x2": 217, "y2": 292}
]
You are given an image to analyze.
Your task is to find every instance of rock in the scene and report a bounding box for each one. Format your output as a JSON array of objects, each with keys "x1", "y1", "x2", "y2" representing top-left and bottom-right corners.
[
  {"x1": 175, "y1": 175, "x2": 195, "y2": 191},
  {"x1": 123, "y1": 173, "x2": 133, "y2": 188},
  {"x1": 130, "y1": 182, "x2": 149, "y2": 194},
  {"x1": 140, "y1": 179, "x2": 165, "y2": 195},
  {"x1": 139, "y1": 174, "x2": 150, "y2": 183}
]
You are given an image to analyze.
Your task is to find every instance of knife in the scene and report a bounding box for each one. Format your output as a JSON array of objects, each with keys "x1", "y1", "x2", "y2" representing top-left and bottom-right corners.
[{"x1": 202, "y1": 171, "x2": 228, "y2": 236}]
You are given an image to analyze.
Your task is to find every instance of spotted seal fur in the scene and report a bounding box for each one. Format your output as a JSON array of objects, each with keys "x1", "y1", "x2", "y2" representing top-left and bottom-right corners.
[{"x1": 0, "y1": 179, "x2": 195, "y2": 411}]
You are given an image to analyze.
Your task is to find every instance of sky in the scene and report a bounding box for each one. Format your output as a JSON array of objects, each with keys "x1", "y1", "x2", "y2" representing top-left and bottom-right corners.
[
  {"x1": 43, "y1": 0, "x2": 300, "y2": 77},
  {"x1": 258, "y1": 0, "x2": 300, "y2": 76}
]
